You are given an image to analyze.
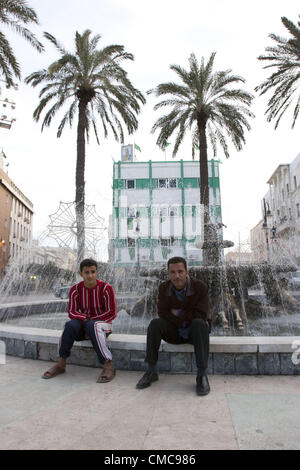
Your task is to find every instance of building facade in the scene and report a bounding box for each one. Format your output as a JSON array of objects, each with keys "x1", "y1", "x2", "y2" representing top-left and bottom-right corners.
[
  {"x1": 111, "y1": 159, "x2": 222, "y2": 266},
  {"x1": 250, "y1": 152, "x2": 300, "y2": 264},
  {"x1": 30, "y1": 240, "x2": 77, "y2": 271},
  {"x1": 250, "y1": 219, "x2": 267, "y2": 262},
  {"x1": 0, "y1": 155, "x2": 33, "y2": 276},
  {"x1": 0, "y1": 80, "x2": 17, "y2": 130}
]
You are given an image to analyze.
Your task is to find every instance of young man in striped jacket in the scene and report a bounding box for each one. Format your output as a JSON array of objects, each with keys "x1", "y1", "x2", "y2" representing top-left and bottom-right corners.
[{"x1": 42, "y1": 258, "x2": 117, "y2": 382}]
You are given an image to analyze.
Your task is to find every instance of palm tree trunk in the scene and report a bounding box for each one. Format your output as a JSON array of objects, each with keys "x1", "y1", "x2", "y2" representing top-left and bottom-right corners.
[
  {"x1": 76, "y1": 99, "x2": 87, "y2": 266},
  {"x1": 197, "y1": 114, "x2": 210, "y2": 265}
]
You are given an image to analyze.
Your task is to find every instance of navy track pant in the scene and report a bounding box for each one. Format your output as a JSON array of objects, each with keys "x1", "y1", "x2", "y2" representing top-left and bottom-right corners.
[{"x1": 59, "y1": 319, "x2": 112, "y2": 365}]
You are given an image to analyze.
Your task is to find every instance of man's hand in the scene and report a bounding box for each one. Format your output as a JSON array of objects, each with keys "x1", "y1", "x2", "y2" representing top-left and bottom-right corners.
[{"x1": 171, "y1": 308, "x2": 179, "y2": 316}]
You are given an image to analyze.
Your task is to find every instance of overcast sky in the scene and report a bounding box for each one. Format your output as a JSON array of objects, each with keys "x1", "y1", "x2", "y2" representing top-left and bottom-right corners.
[{"x1": 1, "y1": 0, "x2": 300, "y2": 261}]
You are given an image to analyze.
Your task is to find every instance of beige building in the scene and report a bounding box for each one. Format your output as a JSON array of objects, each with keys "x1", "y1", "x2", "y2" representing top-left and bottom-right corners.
[
  {"x1": 0, "y1": 153, "x2": 33, "y2": 277},
  {"x1": 225, "y1": 250, "x2": 253, "y2": 265},
  {"x1": 30, "y1": 240, "x2": 77, "y2": 272},
  {"x1": 251, "y1": 152, "x2": 300, "y2": 264},
  {"x1": 250, "y1": 219, "x2": 268, "y2": 262}
]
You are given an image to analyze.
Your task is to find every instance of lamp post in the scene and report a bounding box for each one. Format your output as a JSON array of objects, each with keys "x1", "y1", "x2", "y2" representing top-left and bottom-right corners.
[
  {"x1": 135, "y1": 211, "x2": 141, "y2": 269},
  {"x1": 262, "y1": 198, "x2": 271, "y2": 261}
]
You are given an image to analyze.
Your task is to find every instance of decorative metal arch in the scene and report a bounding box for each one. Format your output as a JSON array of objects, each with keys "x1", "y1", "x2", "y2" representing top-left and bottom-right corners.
[{"x1": 46, "y1": 201, "x2": 106, "y2": 255}]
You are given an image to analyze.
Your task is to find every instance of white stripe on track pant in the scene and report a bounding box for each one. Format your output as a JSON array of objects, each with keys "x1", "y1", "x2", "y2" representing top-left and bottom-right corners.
[{"x1": 94, "y1": 321, "x2": 112, "y2": 362}]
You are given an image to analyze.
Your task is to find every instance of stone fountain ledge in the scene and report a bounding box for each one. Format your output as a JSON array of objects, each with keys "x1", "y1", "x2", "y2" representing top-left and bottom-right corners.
[{"x1": 1, "y1": 324, "x2": 300, "y2": 375}]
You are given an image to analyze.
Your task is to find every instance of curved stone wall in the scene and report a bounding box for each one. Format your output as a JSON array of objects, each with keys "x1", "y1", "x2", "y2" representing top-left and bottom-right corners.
[{"x1": 1, "y1": 324, "x2": 300, "y2": 375}]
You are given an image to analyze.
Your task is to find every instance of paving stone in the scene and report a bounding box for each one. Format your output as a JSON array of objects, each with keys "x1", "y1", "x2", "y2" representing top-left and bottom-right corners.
[
  {"x1": 14, "y1": 339, "x2": 25, "y2": 358},
  {"x1": 38, "y1": 343, "x2": 59, "y2": 362},
  {"x1": 257, "y1": 353, "x2": 280, "y2": 375},
  {"x1": 191, "y1": 353, "x2": 213, "y2": 374},
  {"x1": 235, "y1": 354, "x2": 258, "y2": 375},
  {"x1": 157, "y1": 352, "x2": 171, "y2": 372},
  {"x1": 129, "y1": 350, "x2": 147, "y2": 371},
  {"x1": 213, "y1": 353, "x2": 235, "y2": 375},
  {"x1": 111, "y1": 348, "x2": 131, "y2": 370},
  {"x1": 280, "y1": 353, "x2": 300, "y2": 375},
  {"x1": 0, "y1": 337, "x2": 14, "y2": 355},
  {"x1": 69, "y1": 347, "x2": 97, "y2": 367},
  {"x1": 24, "y1": 341, "x2": 37, "y2": 360},
  {"x1": 170, "y1": 352, "x2": 192, "y2": 373}
]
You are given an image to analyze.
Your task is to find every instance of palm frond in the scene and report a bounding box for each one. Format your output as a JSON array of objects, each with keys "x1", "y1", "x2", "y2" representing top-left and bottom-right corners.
[{"x1": 256, "y1": 15, "x2": 300, "y2": 128}]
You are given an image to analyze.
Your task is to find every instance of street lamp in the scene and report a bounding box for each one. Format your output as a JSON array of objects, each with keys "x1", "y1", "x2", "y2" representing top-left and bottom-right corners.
[
  {"x1": 135, "y1": 211, "x2": 141, "y2": 268},
  {"x1": 271, "y1": 225, "x2": 277, "y2": 240},
  {"x1": 262, "y1": 198, "x2": 272, "y2": 261}
]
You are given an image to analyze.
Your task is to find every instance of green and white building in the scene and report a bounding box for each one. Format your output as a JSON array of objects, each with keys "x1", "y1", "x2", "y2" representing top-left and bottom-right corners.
[{"x1": 111, "y1": 159, "x2": 222, "y2": 266}]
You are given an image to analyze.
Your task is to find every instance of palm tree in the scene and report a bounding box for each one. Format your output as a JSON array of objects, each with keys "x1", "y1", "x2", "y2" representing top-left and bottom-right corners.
[
  {"x1": 25, "y1": 30, "x2": 145, "y2": 264},
  {"x1": 149, "y1": 52, "x2": 254, "y2": 264},
  {"x1": 0, "y1": 0, "x2": 43, "y2": 86},
  {"x1": 255, "y1": 16, "x2": 300, "y2": 129}
]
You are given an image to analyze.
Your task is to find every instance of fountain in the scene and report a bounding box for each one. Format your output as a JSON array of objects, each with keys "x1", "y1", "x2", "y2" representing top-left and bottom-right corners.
[
  {"x1": 119, "y1": 223, "x2": 300, "y2": 337},
  {"x1": 1, "y1": 224, "x2": 300, "y2": 375}
]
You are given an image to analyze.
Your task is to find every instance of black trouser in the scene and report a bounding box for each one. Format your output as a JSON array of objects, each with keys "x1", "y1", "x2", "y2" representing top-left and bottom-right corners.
[{"x1": 145, "y1": 317, "x2": 209, "y2": 375}]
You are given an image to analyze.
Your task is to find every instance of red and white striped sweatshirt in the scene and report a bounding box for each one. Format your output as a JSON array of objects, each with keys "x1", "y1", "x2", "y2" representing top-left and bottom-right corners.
[{"x1": 68, "y1": 280, "x2": 117, "y2": 323}]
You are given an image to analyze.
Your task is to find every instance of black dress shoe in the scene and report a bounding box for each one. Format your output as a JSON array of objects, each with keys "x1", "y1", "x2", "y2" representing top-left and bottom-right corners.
[
  {"x1": 136, "y1": 371, "x2": 159, "y2": 389},
  {"x1": 196, "y1": 375, "x2": 210, "y2": 396}
]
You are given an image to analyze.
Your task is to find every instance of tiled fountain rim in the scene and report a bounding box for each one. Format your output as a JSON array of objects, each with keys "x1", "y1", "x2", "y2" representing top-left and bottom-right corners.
[
  {"x1": 1, "y1": 323, "x2": 300, "y2": 353},
  {"x1": 1, "y1": 324, "x2": 300, "y2": 374}
]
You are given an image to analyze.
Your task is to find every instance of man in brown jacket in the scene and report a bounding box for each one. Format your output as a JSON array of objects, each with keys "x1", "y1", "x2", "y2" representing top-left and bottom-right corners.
[{"x1": 136, "y1": 256, "x2": 211, "y2": 395}]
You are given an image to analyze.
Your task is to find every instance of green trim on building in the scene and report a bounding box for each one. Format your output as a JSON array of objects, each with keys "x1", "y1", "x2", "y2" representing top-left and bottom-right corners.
[
  {"x1": 117, "y1": 162, "x2": 121, "y2": 262},
  {"x1": 112, "y1": 159, "x2": 222, "y2": 266},
  {"x1": 113, "y1": 176, "x2": 219, "y2": 190},
  {"x1": 149, "y1": 161, "x2": 154, "y2": 261},
  {"x1": 180, "y1": 160, "x2": 187, "y2": 258}
]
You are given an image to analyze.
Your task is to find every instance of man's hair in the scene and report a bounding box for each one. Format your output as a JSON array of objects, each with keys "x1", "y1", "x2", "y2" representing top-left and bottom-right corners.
[
  {"x1": 167, "y1": 256, "x2": 187, "y2": 271},
  {"x1": 79, "y1": 258, "x2": 98, "y2": 272}
]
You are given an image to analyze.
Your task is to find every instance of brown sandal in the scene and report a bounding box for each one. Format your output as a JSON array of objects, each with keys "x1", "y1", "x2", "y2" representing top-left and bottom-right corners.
[
  {"x1": 42, "y1": 365, "x2": 66, "y2": 379},
  {"x1": 97, "y1": 360, "x2": 116, "y2": 383}
]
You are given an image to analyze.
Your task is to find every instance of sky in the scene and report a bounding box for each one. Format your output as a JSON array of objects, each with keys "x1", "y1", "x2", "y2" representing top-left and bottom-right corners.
[{"x1": 1, "y1": 0, "x2": 300, "y2": 261}]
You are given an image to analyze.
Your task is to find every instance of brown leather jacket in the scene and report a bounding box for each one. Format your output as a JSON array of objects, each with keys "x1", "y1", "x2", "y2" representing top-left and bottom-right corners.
[{"x1": 157, "y1": 276, "x2": 211, "y2": 332}]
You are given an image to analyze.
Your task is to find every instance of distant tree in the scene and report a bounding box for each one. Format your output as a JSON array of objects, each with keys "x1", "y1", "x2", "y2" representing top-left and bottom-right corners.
[
  {"x1": 0, "y1": 0, "x2": 43, "y2": 86},
  {"x1": 149, "y1": 52, "x2": 254, "y2": 263},
  {"x1": 25, "y1": 30, "x2": 145, "y2": 264},
  {"x1": 255, "y1": 16, "x2": 300, "y2": 129}
]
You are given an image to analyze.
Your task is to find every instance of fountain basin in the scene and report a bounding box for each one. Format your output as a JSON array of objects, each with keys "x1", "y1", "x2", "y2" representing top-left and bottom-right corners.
[{"x1": 1, "y1": 324, "x2": 300, "y2": 375}]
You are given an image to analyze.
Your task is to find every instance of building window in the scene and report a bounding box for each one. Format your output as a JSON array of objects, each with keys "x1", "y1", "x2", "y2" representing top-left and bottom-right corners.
[
  {"x1": 294, "y1": 176, "x2": 297, "y2": 190},
  {"x1": 127, "y1": 238, "x2": 135, "y2": 247},
  {"x1": 158, "y1": 179, "x2": 167, "y2": 188},
  {"x1": 127, "y1": 207, "x2": 136, "y2": 217},
  {"x1": 169, "y1": 207, "x2": 178, "y2": 216},
  {"x1": 125, "y1": 179, "x2": 135, "y2": 189},
  {"x1": 159, "y1": 207, "x2": 168, "y2": 217},
  {"x1": 287, "y1": 183, "x2": 289, "y2": 195},
  {"x1": 289, "y1": 207, "x2": 292, "y2": 219},
  {"x1": 156, "y1": 178, "x2": 178, "y2": 189},
  {"x1": 297, "y1": 203, "x2": 300, "y2": 218}
]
